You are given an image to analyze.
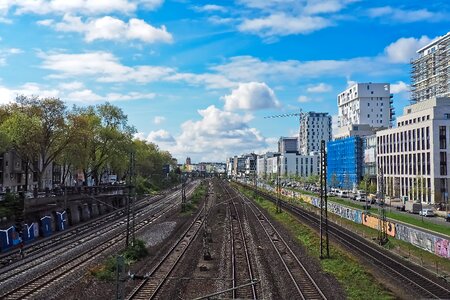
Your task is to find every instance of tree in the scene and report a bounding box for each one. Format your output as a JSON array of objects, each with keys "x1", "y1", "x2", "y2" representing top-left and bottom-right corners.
[
  {"x1": 0, "y1": 96, "x2": 76, "y2": 190},
  {"x1": 69, "y1": 103, "x2": 135, "y2": 185},
  {"x1": 330, "y1": 173, "x2": 339, "y2": 188},
  {"x1": 358, "y1": 174, "x2": 370, "y2": 191},
  {"x1": 343, "y1": 172, "x2": 351, "y2": 190},
  {"x1": 133, "y1": 139, "x2": 177, "y2": 193}
]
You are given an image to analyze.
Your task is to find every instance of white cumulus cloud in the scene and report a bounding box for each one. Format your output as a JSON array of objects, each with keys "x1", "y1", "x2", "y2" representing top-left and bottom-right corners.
[
  {"x1": 222, "y1": 82, "x2": 280, "y2": 111},
  {"x1": 384, "y1": 35, "x2": 432, "y2": 63},
  {"x1": 43, "y1": 14, "x2": 173, "y2": 44},
  {"x1": 390, "y1": 81, "x2": 409, "y2": 94},
  {"x1": 306, "y1": 82, "x2": 332, "y2": 93}
]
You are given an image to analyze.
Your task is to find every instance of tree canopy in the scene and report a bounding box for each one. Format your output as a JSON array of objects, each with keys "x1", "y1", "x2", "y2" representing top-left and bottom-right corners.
[{"x1": 0, "y1": 96, "x2": 178, "y2": 192}]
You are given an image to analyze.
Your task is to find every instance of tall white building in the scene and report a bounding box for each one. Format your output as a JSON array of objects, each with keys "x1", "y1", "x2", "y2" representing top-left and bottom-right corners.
[
  {"x1": 376, "y1": 97, "x2": 450, "y2": 204},
  {"x1": 412, "y1": 32, "x2": 450, "y2": 103},
  {"x1": 336, "y1": 83, "x2": 393, "y2": 139},
  {"x1": 298, "y1": 112, "x2": 332, "y2": 155}
]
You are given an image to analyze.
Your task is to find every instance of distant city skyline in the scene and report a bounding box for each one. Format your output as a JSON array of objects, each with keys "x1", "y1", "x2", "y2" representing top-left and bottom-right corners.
[{"x1": 0, "y1": 1, "x2": 449, "y2": 163}]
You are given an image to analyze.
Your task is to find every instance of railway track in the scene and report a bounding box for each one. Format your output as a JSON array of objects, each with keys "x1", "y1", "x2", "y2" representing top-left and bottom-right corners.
[
  {"x1": 0, "y1": 194, "x2": 167, "y2": 280},
  {"x1": 222, "y1": 182, "x2": 258, "y2": 299},
  {"x1": 126, "y1": 196, "x2": 207, "y2": 299},
  {"x1": 0, "y1": 190, "x2": 167, "y2": 266},
  {"x1": 239, "y1": 182, "x2": 450, "y2": 299},
  {"x1": 231, "y1": 182, "x2": 326, "y2": 300},
  {"x1": 0, "y1": 186, "x2": 189, "y2": 284},
  {"x1": 0, "y1": 182, "x2": 200, "y2": 300}
]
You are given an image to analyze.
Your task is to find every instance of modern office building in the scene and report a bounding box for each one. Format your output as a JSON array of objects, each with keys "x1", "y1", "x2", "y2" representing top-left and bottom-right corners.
[
  {"x1": 335, "y1": 83, "x2": 394, "y2": 139},
  {"x1": 298, "y1": 112, "x2": 332, "y2": 155},
  {"x1": 411, "y1": 32, "x2": 450, "y2": 103},
  {"x1": 376, "y1": 97, "x2": 450, "y2": 204},
  {"x1": 327, "y1": 136, "x2": 363, "y2": 190},
  {"x1": 278, "y1": 137, "x2": 298, "y2": 153}
]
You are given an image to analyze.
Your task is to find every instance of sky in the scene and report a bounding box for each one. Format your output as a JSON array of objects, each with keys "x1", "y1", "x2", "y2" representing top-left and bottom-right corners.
[{"x1": 0, "y1": 1, "x2": 449, "y2": 163}]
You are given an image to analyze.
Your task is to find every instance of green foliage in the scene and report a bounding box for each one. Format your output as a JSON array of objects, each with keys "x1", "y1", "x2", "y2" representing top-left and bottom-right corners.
[
  {"x1": 133, "y1": 139, "x2": 177, "y2": 193},
  {"x1": 90, "y1": 256, "x2": 117, "y2": 281},
  {"x1": 91, "y1": 239, "x2": 148, "y2": 281},
  {"x1": 123, "y1": 239, "x2": 149, "y2": 263},
  {"x1": 182, "y1": 183, "x2": 207, "y2": 214}
]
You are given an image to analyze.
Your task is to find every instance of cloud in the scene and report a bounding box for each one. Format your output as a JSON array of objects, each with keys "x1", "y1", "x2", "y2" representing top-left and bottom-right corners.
[
  {"x1": 297, "y1": 95, "x2": 310, "y2": 103},
  {"x1": 306, "y1": 82, "x2": 332, "y2": 93},
  {"x1": 153, "y1": 116, "x2": 166, "y2": 124},
  {"x1": 165, "y1": 72, "x2": 236, "y2": 89},
  {"x1": 4, "y1": 0, "x2": 163, "y2": 16},
  {"x1": 0, "y1": 81, "x2": 154, "y2": 104},
  {"x1": 167, "y1": 105, "x2": 268, "y2": 161},
  {"x1": 59, "y1": 81, "x2": 84, "y2": 90},
  {"x1": 384, "y1": 35, "x2": 432, "y2": 63},
  {"x1": 211, "y1": 55, "x2": 402, "y2": 85},
  {"x1": 193, "y1": 4, "x2": 227, "y2": 13},
  {"x1": 66, "y1": 89, "x2": 156, "y2": 102},
  {"x1": 40, "y1": 51, "x2": 175, "y2": 82},
  {"x1": 238, "y1": 13, "x2": 332, "y2": 38},
  {"x1": 0, "y1": 47, "x2": 22, "y2": 66},
  {"x1": 222, "y1": 82, "x2": 280, "y2": 111},
  {"x1": 43, "y1": 14, "x2": 173, "y2": 44},
  {"x1": 0, "y1": 82, "x2": 60, "y2": 104},
  {"x1": 36, "y1": 19, "x2": 54, "y2": 26},
  {"x1": 145, "y1": 129, "x2": 176, "y2": 143},
  {"x1": 390, "y1": 81, "x2": 409, "y2": 94},
  {"x1": 368, "y1": 6, "x2": 445, "y2": 23}
]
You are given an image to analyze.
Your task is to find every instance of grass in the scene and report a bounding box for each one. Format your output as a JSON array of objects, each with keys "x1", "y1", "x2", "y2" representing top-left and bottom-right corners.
[
  {"x1": 90, "y1": 239, "x2": 149, "y2": 281},
  {"x1": 182, "y1": 182, "x2": 207, "y2": 215},
  {"x1": 292, "y1": 193, "x2": 450, "y2": 275},
  {"x1": 236, "y1": 185, "x2": 394, "y2": 300}
]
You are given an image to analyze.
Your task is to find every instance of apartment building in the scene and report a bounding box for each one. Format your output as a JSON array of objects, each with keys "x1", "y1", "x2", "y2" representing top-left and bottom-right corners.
[
  {"x1": 376, "y1": 97, "x2": 450, "y2": 204},
  {"x1": 0, "y1": 150, "x2": 37, "y2": 192},
  {"x1": 298, "y1": 112, "x2": 332, "y2": 155},
  {"x1": 411, "y1": 32, "x2": 450, "y2": 103}
]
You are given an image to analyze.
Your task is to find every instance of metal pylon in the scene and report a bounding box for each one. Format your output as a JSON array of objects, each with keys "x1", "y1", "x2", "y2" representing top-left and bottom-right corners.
[
  {"x1": 378, "y1": 167, "x2": 388, "y2": 245},
  {"x1": 320, "y1": 140, "x2": 329, "y2": 258}
]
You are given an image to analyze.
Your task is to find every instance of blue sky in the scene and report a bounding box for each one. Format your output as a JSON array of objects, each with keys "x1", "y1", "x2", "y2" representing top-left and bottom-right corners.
[{"x1": 0, "y1": 1, "x2": 449, "y2": 163}]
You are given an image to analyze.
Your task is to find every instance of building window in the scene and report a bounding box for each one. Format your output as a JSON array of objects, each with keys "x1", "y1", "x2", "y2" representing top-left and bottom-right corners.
[
  {"x1": 441, "y1": 152, "x2": 447, "y2": 176},
  {"x1": 445, "y1": 113, "x2": 450, "y2": 119},
  {"x1": 440, "y1": 126, "x2": 447, "y2": 149}
]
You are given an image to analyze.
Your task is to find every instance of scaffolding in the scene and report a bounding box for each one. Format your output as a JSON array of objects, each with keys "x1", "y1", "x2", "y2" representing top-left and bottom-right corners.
[{"x1": 411, "y1": 33, "x2": 450, "y2": 103}]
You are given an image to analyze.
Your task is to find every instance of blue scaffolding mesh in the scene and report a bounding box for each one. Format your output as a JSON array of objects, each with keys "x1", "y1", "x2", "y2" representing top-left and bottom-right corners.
[{"x1": 327, "y1": 136, "x2": 362, "y2": 189}]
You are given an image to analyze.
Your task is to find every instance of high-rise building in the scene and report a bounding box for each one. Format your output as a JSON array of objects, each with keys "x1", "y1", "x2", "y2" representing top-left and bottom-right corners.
[
  {"x1": 411, "y1": 32, "x2": 450, "y2": 103},
  {"x1": 298, "y1": 112, "x2": 332, "y2": 155},
  {"x1": 278, "y1": 137, "x2": 297, "y2": 153},
  {"x1": 185, "y1": 157, "x2": 191, "y2": 165},
  {"x1": 335, "y1": 82, "x2": 393, "y2": 139}
]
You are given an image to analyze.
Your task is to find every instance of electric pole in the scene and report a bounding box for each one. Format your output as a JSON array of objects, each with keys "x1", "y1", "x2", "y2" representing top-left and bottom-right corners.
[
  {"x1": 319, "y1": 140, "x2": 329, "y2": 258},
  {"x1": 276, "y1": 155, "x2": 282, "y2": 213},
  {"x1": 378, "y1": 166, "x2": 388, "y2": 245}
]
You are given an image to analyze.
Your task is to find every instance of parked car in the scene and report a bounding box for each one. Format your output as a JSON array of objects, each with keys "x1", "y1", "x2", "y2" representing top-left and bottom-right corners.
[
  {"x1": 419, "y1": 209, "x2": 435, "y2": 217},
  {"x1": 446, "y1": 213, "x2": 450, "y2": 222}
]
